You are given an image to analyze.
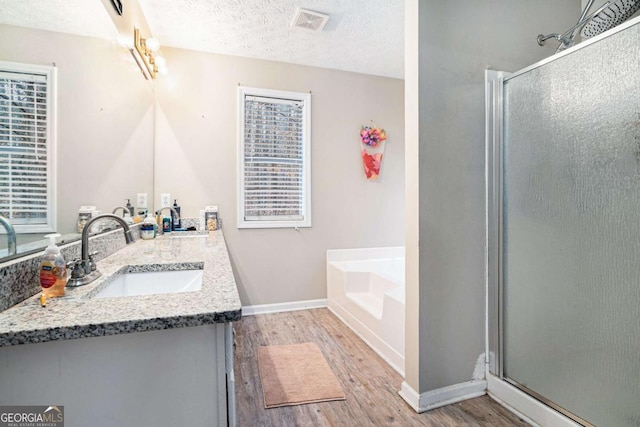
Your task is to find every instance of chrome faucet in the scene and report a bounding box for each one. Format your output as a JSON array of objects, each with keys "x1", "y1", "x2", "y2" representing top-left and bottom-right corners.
[
  {"x1": 67, "y1": 214, "x2": 134, "y2": 287},
  {"x1": 112, "y1": 206, "x2": 132, "y2": 217},
  {"x1": 0, "y1": 215, "x2": 17, "y2": 256},
  {"x1": 155, "y1": 207, "x2": 180, "y2": 235}
]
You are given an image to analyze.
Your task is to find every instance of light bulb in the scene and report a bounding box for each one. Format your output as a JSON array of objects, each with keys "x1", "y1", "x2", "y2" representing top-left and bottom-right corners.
[
  {"x1": 118, "y1": 35, "x2": 132, "y2": 49},
  {"x1": 146, "y1": 37, "x2": 160, "y2": 52},
  {"x1": 155, "y1": 56, "x2": 167, "y2": 67}
]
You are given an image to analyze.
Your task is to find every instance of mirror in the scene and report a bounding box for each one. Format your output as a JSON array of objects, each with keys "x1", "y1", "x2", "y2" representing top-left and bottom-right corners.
[{"x1": 0, "y1": 4, "x2": 155, "y2": 261}]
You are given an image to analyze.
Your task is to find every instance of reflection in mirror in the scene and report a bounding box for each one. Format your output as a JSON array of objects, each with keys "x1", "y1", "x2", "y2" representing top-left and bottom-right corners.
[
  {"x1": 0, "y1": 3, "x2": 155, "y2": 261},
  {"x1": 0, "y1": 216, "x2": 16, "y2": 256}
]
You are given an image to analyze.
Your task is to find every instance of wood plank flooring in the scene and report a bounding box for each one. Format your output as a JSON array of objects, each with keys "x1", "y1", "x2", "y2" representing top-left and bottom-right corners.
[{"x1": 234, "y1": 309, "x2": 529, "y2": 426}]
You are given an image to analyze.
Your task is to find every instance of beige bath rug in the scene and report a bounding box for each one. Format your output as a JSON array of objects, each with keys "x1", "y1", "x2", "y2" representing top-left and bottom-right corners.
[{"x1": 257, "y1": 342, "x2": 346, "y2": 408}]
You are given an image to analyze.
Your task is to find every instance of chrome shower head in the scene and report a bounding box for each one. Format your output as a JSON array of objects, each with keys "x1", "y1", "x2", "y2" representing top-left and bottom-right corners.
[
  {"x1": 581, "y1": 0, "x2": 640, "y2": 38},
  {"x1": 538, "y1": 0, "x2": 639, "y2": 53}
]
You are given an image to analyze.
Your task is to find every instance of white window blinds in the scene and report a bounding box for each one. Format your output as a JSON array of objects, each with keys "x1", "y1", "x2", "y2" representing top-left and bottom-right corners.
[
  {"x1": 0, "y1": 63, "x2": 56, "y2": 232},
  {"x1": 238, "y1": 87, "x2": 311, "y2": 228}
]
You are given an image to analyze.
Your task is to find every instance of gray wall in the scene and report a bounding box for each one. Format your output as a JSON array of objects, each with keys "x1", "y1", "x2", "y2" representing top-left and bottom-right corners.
[
  {"x1": 406, "y1": 0, "x2": 580, "y2": 393},
  {"x1": 154, "y1": 48, "x2": 405, "y2": 306}
]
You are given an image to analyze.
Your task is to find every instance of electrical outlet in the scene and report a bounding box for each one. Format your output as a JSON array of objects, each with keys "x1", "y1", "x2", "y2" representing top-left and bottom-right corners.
[
  {"x1": 136, "y1": 193, "x2": 147, "y2": 209},
  {"x1": 160, "y1": 193, "x2": 171, "y2": 208}
]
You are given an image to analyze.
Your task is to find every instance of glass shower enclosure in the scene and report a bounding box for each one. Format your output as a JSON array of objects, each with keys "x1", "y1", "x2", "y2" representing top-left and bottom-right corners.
[{"x1": 487, "y1": 17, "x2": 640, "y2": 427}]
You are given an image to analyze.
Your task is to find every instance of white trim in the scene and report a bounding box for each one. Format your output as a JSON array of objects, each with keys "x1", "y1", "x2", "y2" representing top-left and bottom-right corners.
[
  {"x1": 0, "y1": 60, "x2": 57, "y2": 234},
  {"x1": 399, "y1": 380, "x2": 487, "y2": 413},
  {"x1": 48, "y1": 65, "x2": 57, "y2": 233},
  {"x1": 241, "y1": 298, "x2": 327, "y2": 316},
  {"x1": 327, "y1": 303, "x2": 404, "y2": 377},
  {"x1": 237, "y1": 86, "x2": 312, "y2": 229},
  {"x1": 487, "y1": 374, "x2": 581, "y2": 427}
]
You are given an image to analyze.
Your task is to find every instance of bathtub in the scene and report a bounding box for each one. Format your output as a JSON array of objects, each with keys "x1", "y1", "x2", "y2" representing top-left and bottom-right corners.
[{"x1": 326, "y1": 247, "x2": 405, "y2": 376}]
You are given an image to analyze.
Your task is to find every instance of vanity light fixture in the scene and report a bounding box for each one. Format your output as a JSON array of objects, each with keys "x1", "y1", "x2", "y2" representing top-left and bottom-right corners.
[
  {"x1": 110, "y1": 0, "x2": 123, "y2": 15},
  {"x1": 131, "y1": 27, "x2": 167, "y2": 80}
]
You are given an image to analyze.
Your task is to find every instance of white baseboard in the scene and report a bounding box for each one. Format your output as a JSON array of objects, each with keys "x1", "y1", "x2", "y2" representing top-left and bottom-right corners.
[
  {"x1": 241, "y1": 299, "x2": 327, "y2": 316},
  {"x1": 487, "y1": 374, "x2": 581, "y2": 427},
  {"x1": 399, "y1": 380, "x2": 487, "y2": 413}
]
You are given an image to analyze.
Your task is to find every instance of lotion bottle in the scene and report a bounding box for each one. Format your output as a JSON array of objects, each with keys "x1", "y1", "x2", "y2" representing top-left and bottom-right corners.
[
  {"x1": 141, "y1": 213, "x2": 157, "y2": 239},
  {"x1": 40, "y1": 234, "x2": 67, "y2": 298},
  {"x1": 172, "y1": 199, "x2": 181, "y2": 230}
]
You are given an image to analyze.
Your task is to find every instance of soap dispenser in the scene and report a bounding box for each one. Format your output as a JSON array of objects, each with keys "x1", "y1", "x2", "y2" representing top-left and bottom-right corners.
[
  {"x1": 40, "y1": 233, "x2": 67, "y2": 298},
  {"x1": 125, "y1": 198, "x2": 135, "y2": 217}
]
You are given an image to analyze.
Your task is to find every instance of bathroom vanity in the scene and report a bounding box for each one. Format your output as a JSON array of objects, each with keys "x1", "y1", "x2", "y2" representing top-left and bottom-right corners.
[{"x1": 0, "y1": 231, "x2": 241, "y2": 426}]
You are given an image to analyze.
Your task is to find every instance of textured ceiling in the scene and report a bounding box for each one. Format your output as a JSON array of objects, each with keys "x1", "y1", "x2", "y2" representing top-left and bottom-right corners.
[
  {"x1": 137, "y1": 0, "x2": 404, "y2": 79},
  {"x1": 0, "y1": 0, "x2": 404, "y2": 79},
  {"x1": 0, "y1": 0, "x2": 118, "y2": 40}
]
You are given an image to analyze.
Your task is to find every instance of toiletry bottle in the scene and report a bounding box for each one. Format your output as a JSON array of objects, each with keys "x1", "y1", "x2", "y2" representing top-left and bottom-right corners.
[
  {"x1": 91, "y1": 209, "x2": 103, "y2": 232},
  {"x1": 172, "y1": 199, "x2": 181, "y2": 230},
  {"x1": 40, "y1": 233, "x2": 67, "y2": 298},
  {"x1": 155, "y1": 211, "x2": 167, "y2": 235},
  {"x1": 162, "y1": 216, "x2": 171, "y2": 233},
  {"x1": 124, "y1": 212, "x2": 134, "y2": 225},
  {"x1": 135, "y1": 209, "x2": 147, "y2": 224},
  {"x1": 149, "y1": 212, "x2": 158, "y2": 238},
  {"x1": 199, "y1": 210, "x2": 205, "y2": 231},
  {"x1": 125, "y1": 198, "x2": 134, "y2": 218},
  {"x1": 141, "y1": 213, "x2": 156, "y2": 240}
]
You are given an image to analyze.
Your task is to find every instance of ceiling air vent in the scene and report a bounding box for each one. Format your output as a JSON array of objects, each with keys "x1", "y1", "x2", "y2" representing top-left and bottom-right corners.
[{"x1": 292, "y1": 8, "x2": 329, "y2": 32}]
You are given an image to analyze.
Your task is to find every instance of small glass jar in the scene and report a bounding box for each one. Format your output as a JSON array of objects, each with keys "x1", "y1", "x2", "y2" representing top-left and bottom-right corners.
[
  {"x1": 76, "y1": 210, "x2": 92, "y2": 233},
  {"x1": 205, "y1": 211, "x2": 218, "y2": 231}
]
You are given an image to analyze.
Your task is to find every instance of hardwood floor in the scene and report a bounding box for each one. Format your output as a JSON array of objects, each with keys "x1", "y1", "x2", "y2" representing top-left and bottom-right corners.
[{"x1": 234, "y1": 309, "x2": 529, "y2": 426}]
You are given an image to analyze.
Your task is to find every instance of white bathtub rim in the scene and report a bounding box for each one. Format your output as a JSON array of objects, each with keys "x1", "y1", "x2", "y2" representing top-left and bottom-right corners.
[{"x1": 327, "y1": 246, "x2": 405, "y2": 263}]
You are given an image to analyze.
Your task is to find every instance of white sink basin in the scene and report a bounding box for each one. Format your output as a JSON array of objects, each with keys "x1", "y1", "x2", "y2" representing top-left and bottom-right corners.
[{"x1": 94, "y1": 269, "x2": 203, "y2": 299}]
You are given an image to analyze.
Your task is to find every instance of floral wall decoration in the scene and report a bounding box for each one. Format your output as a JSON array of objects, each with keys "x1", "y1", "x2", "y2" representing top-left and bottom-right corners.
[{"x1": 360, "y1": 124, "x2": 388, "y2": 180}]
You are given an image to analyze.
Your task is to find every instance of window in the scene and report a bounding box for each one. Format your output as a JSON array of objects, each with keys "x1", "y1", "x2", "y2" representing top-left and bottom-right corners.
[
  {"x1": 0, "y1": 61, "x2": 56, "y2": 233},
  {"x1": 238, "y1": 87, "x2": 311, "y2": 229}
]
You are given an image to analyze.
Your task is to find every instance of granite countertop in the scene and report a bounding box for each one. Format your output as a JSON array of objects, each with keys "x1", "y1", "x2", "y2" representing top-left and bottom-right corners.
[{"x1": 0, "y1": 230, "x2": 242, "y2": 347}]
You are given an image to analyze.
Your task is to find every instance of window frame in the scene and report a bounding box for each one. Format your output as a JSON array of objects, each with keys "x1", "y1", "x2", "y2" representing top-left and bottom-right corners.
[
  {"x1": 237, "y1": 86, "x2": 312, "y2": 229},
  {"x1": 0, "y1": 60, "x2": 57, "y2": 233}
]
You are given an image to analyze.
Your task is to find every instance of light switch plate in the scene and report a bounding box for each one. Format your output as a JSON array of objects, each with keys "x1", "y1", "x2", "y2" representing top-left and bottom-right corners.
[
  {"x1": 160, "y1": 193, "x2": 171, "y2": 208},
  {"x1": 136, "y1": 193, "x2": 148, "y2": 209}
]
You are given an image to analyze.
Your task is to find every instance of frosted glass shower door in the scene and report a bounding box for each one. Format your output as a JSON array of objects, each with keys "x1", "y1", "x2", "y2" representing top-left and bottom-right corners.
[{"x1": 501, "y1": 21, "x2": 640, "y2": 427}]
